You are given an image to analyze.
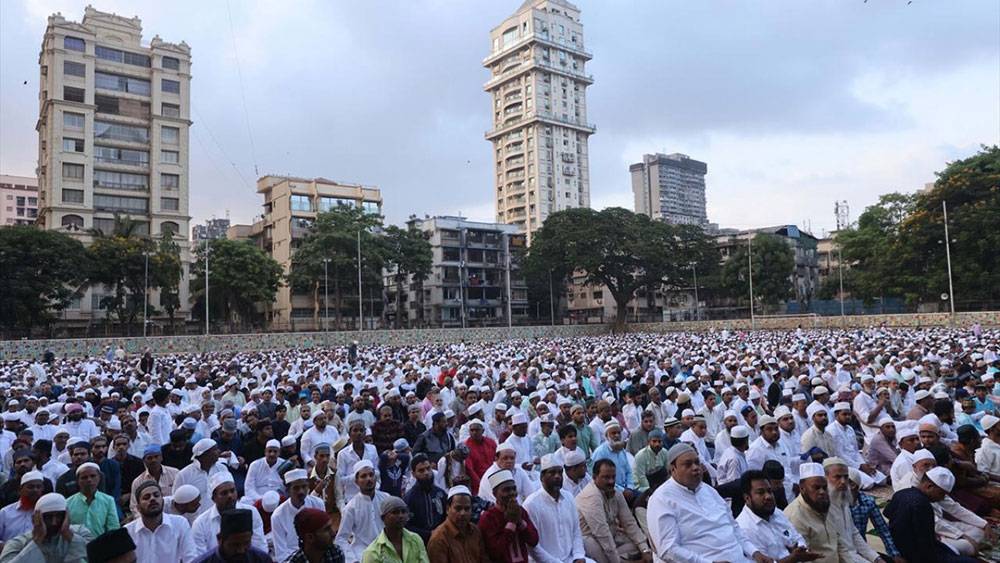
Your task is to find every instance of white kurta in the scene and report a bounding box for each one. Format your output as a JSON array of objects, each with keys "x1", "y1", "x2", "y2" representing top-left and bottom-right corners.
[
  {"x1": 717, "y1": 447, "x2": 748, "y2": 486},
  {"x1": 334, "y1": 491, "x2": 389, "y2": 563},
  {"x1": 300, "y1": 426, "x2": 340, "y2": 465},
  {"x1": 243, "y1": 457, "x2": 285, "y2": 502},
  {"x1": 735, "y1": 504, "x2": 807, "y2": 561},
  {"x1": 477, "y1": 463, "x2": 536, "y2": 503},
  {"x1": 271, "y1": 495, "x2": 326, "y2": 562},
  {"x1": 124, "y1": 513, "x2": 198, "y2": 563},
  {"x1": 334, "y1": 444, "x2": 379, "y2": 508},
  {"x1": 190, "y1": 501, "x2": 267, "y2": 555},
  {"x1": 647, "y1": 479, "x2": 757, "y2": 563},
  {"x1": 173, "y1": 462, "x2": 232, "y2": 516},
  {"x1": 523, "y1": 488, "x2": 587, "y2": 563}
]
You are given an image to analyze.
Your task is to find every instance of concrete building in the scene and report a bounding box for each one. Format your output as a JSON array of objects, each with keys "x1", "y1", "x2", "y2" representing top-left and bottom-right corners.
[
  {"x1": 631, "y1": 153, "x2": 708, "y2": 226},
  {"x1": 0, "y1": 175, "x2": 39, "y2": 226},
  {"x1": 384, "y1": 216, "x2": 528, "y2": 328},
  {"x1": 715, "y1": 225, "x2": 820, "y2": 308},
  {"x1": 248, "y1": 175, "x2": 382, "y2": 330},
  {"x1": 484, "y1": 0, "x2": 595, "y2": 243},
  {"x1": 35, "y1": 7, "x2": 193, "y2": 326},
  {"x1": 192, "y1": 217, "x2": 230, "y2": 241}
]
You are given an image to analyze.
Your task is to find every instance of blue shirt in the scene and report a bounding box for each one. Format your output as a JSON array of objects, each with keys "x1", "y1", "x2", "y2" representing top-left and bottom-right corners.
[
  {"x1": 590, "y1": 443, "x2": 633, "y2": 491},
  {"x1": 850, "y1": 491, "x2": 900, "y2": 558}
]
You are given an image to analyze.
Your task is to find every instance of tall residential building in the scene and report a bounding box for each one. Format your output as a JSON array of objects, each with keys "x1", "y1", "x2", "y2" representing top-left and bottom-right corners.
[
  {"x1": 35, "y1": 7, "x2": 193, "y2": 325},
  {"x1": 630, "y1": 153, "x2": 708, "y2": 226},
  {"x1": 0, "y1": 175, "x2": 39, "y2": 226},
  {"x1": 383, "y1": 216, "x2": 528, "y2": 328},
  {"x1": 192, "y1": 217, "x2": 230, "y2": 241},
  {"x1": 484, "y1": 0, "x2": 595, "y2": 244},
  {"x1": 250, "y1": 175, "x2": 382, "y2": 330}
]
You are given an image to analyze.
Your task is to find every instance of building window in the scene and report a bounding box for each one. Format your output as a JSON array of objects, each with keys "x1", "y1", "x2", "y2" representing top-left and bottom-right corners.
[
  {"x1": 62, "y1": 189, "x2": 84, "y2": 204},
  {"x1": 318, "y1": 196, "x2": 355, "y2": 211},
  {"x1": 161, "y1": 79, "x2": 180, "y2": 94},
  {"x1": 362, "y1": 201, "x2": 380, "y2": 215},
  {"x1": 160, "y1": 197, "x2": 179, "y2": 211},
  {"x1": 161, "y1": 126, "x2": 179, "y2": 145},
  {"x1": 61, "y1": 214, "x2": 84, "y2": 229},
  {"x1": 94, "y1": 146, "x2": 149, "y2": 167},
  {"x1": 161, "y1": 150, "x2": 179, "y2": 164},
  {"x1": 95, "y1": 72, "x2": 150, "y2": 96},
  {"x1": 95, "y1": 121, "x2": 149, "y2": 143},
  {"x1": 162, "y1": 56, "x2": 180, "y2": 70},
  {"x1": 63, "y1": 138, "x2": 84, "y2": 152},
  {"x1": 93, "y1": 194, "x2": 148, "y2": 213},
  {"x1": 94, "y1": 95, "x2": 150, "y2": 118},
  {"x1": 161, "y1": 221, "x2": 180, "y2": 236},
  {"x1": 63, "y1": 61, "x2": 86, "y2": 77},
  {"x1": 64, "y1": 36, "x2": 85, "y2": 52},
  {"x1": 63, "y1": 86, "x2": 85, "y2": 103},
  {"x1": 161, "y1": 173, "x2": 179, "y2": 190},
  {"x1": 161, "y1": 103, "x2": 180, "y2": 118},
  {"x1": 290, "y1": 194, "x2": 313, "y2": 212},
  {"x1": 94, "y1": 170, "x2": 149, "y2": 191},
  {"x1": 62, "y1": 163, "x2": 84, "y2": 180},
  {"x1": 95, "y1": 46, "x2": 150, "y2": 67}
]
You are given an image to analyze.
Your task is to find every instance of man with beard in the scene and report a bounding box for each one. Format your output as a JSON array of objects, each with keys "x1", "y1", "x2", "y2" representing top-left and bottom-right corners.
[
  {"x1": 633, "y1": 429, "x2": 668, "y2": 493},
  {"x1": 0, "y1": 471, "x2": 46, "y2": 544},
  {"x1": 55, "y1": 441, "x2": 93, "y2": 498},
  {"x1": 864, "y1": 418, "x2": 900, "y2": 478},
  {"x1": 785, "y1": 463, "x2": 858, "y2": 562},
  {"x1": 402, "y1": 454, "x2": 446, "y2": 544},
  {"x1": 822, "y1": 458, "x2": 884, "y2": 563},
  {"x1": 477, "y1": 469, "x2": 539, "y2": 563},
  {"x1": 884, "y1": 467, "x2": 979, "y2": 563},
  {"x1": 626, "y1": 411, "x2": 656, "y2": 456},
  {"x1": 124, "y1": 481, "x2": 197, "y2": 562},
  {"x1": 243, "y1": 439, "x2": 283, "y2": 503},
  {"x1": 111, "y1": 435, "x2": 144, "y2": 508},
  {"x1": 590, "y1": 422, "x2": 635, "y2": 500},
  {"x1": 285, "y1": 507, "x2": 346, "y2": 563},
  {"x1": 336, "y1": 421, "x2": 380, "y2": 508},
  {"x1": 61, "y1": 403, "x2": 99, "y2": 442},
  {"x1": 300, "y1": 412, "x2": 340, "y2": 468},
  {"x1": 477, "y1": 445, "x2": 535, "y2": 504},
  {"x1": 335, "y1": 460, "x2": 390, "y2": 563},
  {"x1": 162, "y1": 430, "x2": 194, "y2": 470},
  {"x1": 0, "y1": 452, "x2": 52, "y2": 507},
  {"x1": 0, "y1": 492, "x2": 92, "y2": 561},
  {"x1": 66, "y1": 462, "x2": 119, "y2": 537},
  {"x1": 523, "y1": 454, "x2": 587, "y2": 563},
  {"x1": 735, "y1": 469, "x2": 816, "y2": 562},
  {"x1": 192, "y1": 508, "x2": 271, "y2": 563},
  {"x1": 130, "y1": 445, "x2": 179, "y2": 515},
  {"x1": 800, "y1": 404, "x2": 836, "y2": 462},
  {"x1": 576, "y1": 459, "x2": 651, "y2": 563},
  {"x1": 190, "y1": 472, "x2": 266, "y2": 555},
  {"x1": 271, "y1": 469, "x2": 326, "y2": 562},
  {"x1": 175, "y1": 439, "x2": 232, "y2": 517},
  {"x1": 427, "y1": 486, "x2": 489, "y2": 563}
]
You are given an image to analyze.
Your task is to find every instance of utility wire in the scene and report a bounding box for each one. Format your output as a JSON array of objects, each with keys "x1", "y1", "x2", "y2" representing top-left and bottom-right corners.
[{"x1": 226, "y1": 0, "x2": 260, "y2": 177}]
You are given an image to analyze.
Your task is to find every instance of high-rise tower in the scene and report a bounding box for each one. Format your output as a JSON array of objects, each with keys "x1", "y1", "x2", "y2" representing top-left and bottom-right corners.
[{"x1": 484, "y1": 0, "x2": 594, "y2": 244}]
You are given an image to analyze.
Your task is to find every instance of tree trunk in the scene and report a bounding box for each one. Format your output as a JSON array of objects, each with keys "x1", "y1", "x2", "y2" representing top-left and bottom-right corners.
[
  {"x1": 334, "y1": 270, "x2": 343, "y2": 330},
  {"x1": 312, "y1": 281, "x2": 320, "y2": 329},
  {"x1": 614, "y1": 295, "x2": 629, "y2": 333},
  {"x1": 394, "y1": 273, "x2": 404, "y2": 329}
]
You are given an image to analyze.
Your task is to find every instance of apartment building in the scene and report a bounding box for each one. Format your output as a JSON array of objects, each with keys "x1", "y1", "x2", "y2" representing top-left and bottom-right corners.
[
  {"x1": 0, "y1": 175, "x2": 39, "y2": 226},
  {"x1": 484, "y1": 0, "x2": 595, "y2": 244},
  {"x1": 192, "y1": 217, "x2": 230, "y2": 241},
  {"x1": 35, "y1": 7, "x2": 193, "y2": 325},
  {"x1": 631, "y1": 153, "x2": 709, "y2": 226},
  {"x1": 384, "y1": 216, "x2": 528, "y2": 328},
  {"x1": 247, "y1": 175, "x2": 383, "y2": 330}
]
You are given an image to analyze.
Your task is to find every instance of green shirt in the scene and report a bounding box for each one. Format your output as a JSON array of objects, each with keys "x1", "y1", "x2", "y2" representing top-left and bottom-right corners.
[
  {"x1": 632, "y1": 446, "x2": 669, "y2": 491},
  {"x1": 66, "y1": 491, "x2": 120, "y2": 537},
  {"x1": 361, "y1": 529, "x2": 429, "y2": 563},
  {"x1": 573, "y1": 422, "x2": 597, "y2": 461}
]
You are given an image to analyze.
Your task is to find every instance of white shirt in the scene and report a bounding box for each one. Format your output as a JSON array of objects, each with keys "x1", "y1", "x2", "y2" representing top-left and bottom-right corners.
[
  {"x1": 477, "y1": 463, "x2": 536, "y2": 503},
  {"x1": 717, "y1": 446, "x2": 748, "y2": 486},
  {"x1": 243, "y1": 456, "x2": 286, "y2": 502},
  {"x1": 190, "y1": 501, "x2": 267, "y2": 555},
  {"x1": 125, "y1": 431, "x2": 154, "y2": 459},
  {"x1": 335, "y1": 443, "x2": 379, "y2": 508},
  {"x1": 173, "y1": 462, "x2": 232, "y2": 516},
  {"x1": 334, "y1": 490, "x2": 389, "y2": 563},
  {"x1": 889, "y1": 450, "x2": 916, "y2": 486},
  {"x1": 28, "y1": 424, "x2": 56, "y2": 443},
  {"x1": 40, "y1": 459, "x2": 69, "y2": 485},
  {"x1": 746, "y1": 436, "x2": 795, "y2": 500},
  {"x1": 830, "y1": 421, "x2": 865, "y2": 469},
  {"x1": 523, "y1": 488, "x2": 586, "y2": 563},
  {"x1": 975, "y1": 437, "x2": 1000, "y2": 474},
  {"x1": 271, "y1": 495, "x2": 326, "y2": 562},
  {"x1": 735, "y1": 504, "x2": 806, "y2": 561},
  {"x1": 300, "y1": 425, "x2": 340, "y2": 465},
  {"x1": 149, "y1": 405, "x2": 174, "y2": 445},
  {"x1": 0, "y1": 503, "x2": 32, "y2": 542},
  {"x1": 647, "y1": 478, "x2": 758, "y2": 563},
  {"x1": 561, "y1": 470, "x2": 591, "y2": 499},
  {"x1": 61, "y1": 419, "x2": 99, "y2": 441},
  {"x1": 125, "y1": 513, "x2": 198, "y2": 563}
]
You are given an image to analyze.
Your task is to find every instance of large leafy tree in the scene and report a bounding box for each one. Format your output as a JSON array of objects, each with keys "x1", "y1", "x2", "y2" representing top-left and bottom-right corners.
[
  {"x1": 526, "y1": 207, "x2": 712, "y2": 329},
  {"x1": 721, "y1": 233, "x2": 795, "y2": 313},
  {"x1": 288, "y1": 206, "x2": 385, "y2": 329},
  {"x1": 153, "y1": 231, "x2": 183, "y2": 332},
  {"x1": 86, "y1": 215, "x2": 164, "y2": 332},
  {"x1": 382, "y1": 223, "x2": 432, "y2": 328},
  {"x1": 190, "y1": 239, "x2": 283, "y2": 331},
  {"x1": 0, "y1": 226, "x2": 89, "y2": 337}
]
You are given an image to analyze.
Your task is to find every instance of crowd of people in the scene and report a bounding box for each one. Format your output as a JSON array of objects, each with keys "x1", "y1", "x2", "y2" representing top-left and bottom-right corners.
[{"x1": 0, "y1": 325, "x2": 997, "y2": 563}]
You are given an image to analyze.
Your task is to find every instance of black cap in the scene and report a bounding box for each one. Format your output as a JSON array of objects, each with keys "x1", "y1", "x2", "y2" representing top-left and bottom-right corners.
[
  {"x1": 86, "y1": 528, "x2": 135, "y2": 562},
  {"x1": 220, "y1": 508, "x2": 253, "y2": 536}
]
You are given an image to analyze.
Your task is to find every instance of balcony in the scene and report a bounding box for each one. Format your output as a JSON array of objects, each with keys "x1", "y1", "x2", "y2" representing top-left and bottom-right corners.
[{"x1": 482, "y1": 33, "x2": 593, "y2": 67}]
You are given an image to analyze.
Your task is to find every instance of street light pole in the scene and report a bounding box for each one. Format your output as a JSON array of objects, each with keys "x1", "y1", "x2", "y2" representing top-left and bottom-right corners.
[
  {"x1": 943, "y1": 200, "x2": 956, "y2": 317},
  {"x1": 688, "y1": 262, "x2": 699, "y2": 321},
  {"x1": 504, "y1": 235, "x2": 512, "y2": 329},
  {"x1": 837, "y1": 244, "x2": 845, "y2": 320},
  {"x1": 143, "y1": 251, "x2": 149, "y2": 337},
  {"x1": 323, "y1": 258, "x2": 331, "y2": 332},
  {"x1": 548, "y1": 269, "x2": 555, "y2": 326},
  {"x1": 204, "y1": 242, "x2": 210, "y2": 336},
  {"x1": 357, "y1": 230, "x2": 363, "y2": 331},
  {"x1": 747, "y1": 237, "x2": 755, "y2": 329}
]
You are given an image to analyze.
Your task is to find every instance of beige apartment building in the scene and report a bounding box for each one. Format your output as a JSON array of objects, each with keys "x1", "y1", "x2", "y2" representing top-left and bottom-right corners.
[
  {"x1": 0, "y1": 175, "x2": 39, "y2": 226},
  {"x1": 233, "y1": 175, "x2": 383, "y2": 330},
  {"x1": 484, "y1": 0, "x2": 595, "y2": 244},
  {"x1": 35, "y1": 7, "x2": 193, "y2": 327}
]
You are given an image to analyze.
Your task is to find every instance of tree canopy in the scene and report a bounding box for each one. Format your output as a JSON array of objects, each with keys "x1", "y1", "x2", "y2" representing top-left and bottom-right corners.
[
  {"x1": 721, "y1": 233, "x2": 795, "y2": 313},
  {"x1": 190, "y1": 238, "x2": 283, "y2": 330}
]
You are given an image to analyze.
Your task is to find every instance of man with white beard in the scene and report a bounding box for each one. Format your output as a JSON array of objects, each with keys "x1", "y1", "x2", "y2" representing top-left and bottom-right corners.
[{"x1": 822, "y1": 458, "x2": 885, "y2": 562}]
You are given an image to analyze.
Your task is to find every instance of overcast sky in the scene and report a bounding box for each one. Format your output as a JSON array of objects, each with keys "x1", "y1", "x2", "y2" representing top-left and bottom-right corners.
[{"x1": 1, "y1": 0, "x2": 997, "y2": 236}]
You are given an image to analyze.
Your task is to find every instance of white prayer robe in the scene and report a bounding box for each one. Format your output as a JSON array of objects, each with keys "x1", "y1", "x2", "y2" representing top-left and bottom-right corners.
[
  {"x1": 190, "y1": 501, "x2": 267, "y2": 556},
  {"x1": 243, "y1": 456, "x2": 285, "y2": 502},
  {"x1": 334, "y1": 491, "x2": 389, "y2": 563},
  {"x1": 271, "y1": 495, "x2": 326, "y2": 562},
  {"x1": 523, "y1": 488, "x2": 588, "y2": 563},
  {"x1": 124, "y1": 512, "x2": 198, "y2": 563}
]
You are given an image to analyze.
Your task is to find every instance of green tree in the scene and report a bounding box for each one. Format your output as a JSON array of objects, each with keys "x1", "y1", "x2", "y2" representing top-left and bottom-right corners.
[
  {"x1": 86, "y1": 215, "x2": 160, "y2": 332},
  {"x1": 721, "y1": 233, "x2": 795, "y2": 313},
  {"x1": 153, "y1": 231, "x2": 183, "y2": 332},
  {"x1": 526, "y1": 207, "x2": 709, "y2": 329},
  {"x1": 190, "y1": 238, "x2": 283, "y2": 331},
  {"x1": 287, "y1": 206, "x2": 385, "y2": 329},
  {"x1": 382, "y1": 223, "x2": 432, "y2": 328},
  {"x1": 0, "y1": 226, "x2": 89, "y2": 337}
]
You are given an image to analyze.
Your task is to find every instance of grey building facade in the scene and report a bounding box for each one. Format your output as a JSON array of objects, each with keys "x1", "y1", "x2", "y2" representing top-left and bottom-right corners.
[{"x1": 631, "y1": 153, "x2": 708, "y2": 226}]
